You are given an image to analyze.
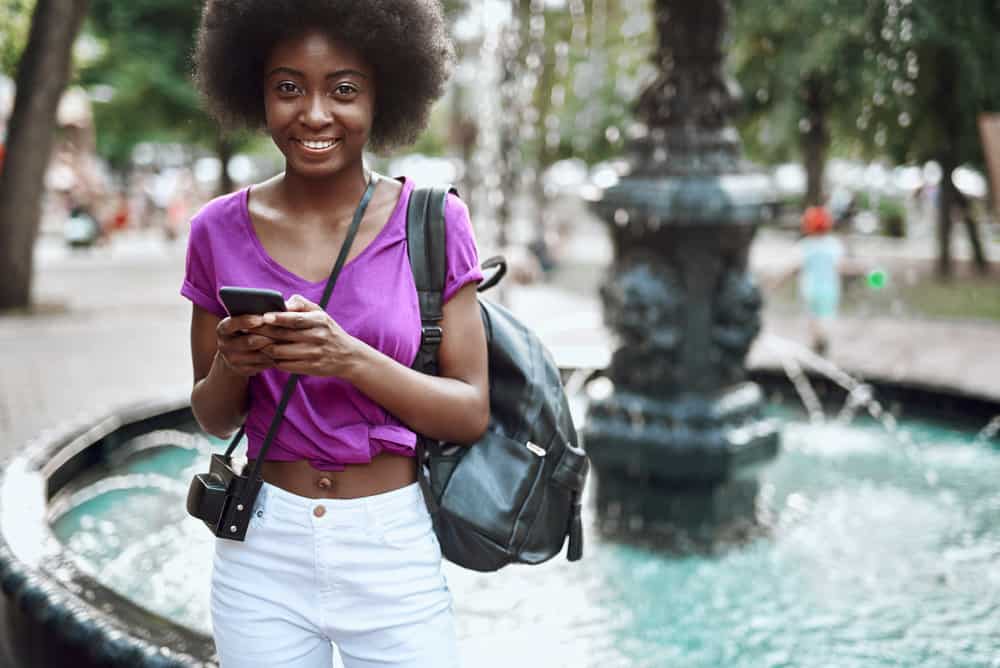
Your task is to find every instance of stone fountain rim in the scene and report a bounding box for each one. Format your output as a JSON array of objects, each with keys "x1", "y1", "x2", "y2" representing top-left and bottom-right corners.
[
  {"x1": 0, "y1": 375, "x2": 995, "y2": 667},
  {"x1": 0, "y1": 389, "x2": 216, "y2": 667}
]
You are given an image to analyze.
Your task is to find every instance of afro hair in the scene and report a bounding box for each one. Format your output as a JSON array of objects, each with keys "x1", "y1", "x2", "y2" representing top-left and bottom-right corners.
[{"x1": 194, "y1": 0, "x2": 454, "y2": 154}]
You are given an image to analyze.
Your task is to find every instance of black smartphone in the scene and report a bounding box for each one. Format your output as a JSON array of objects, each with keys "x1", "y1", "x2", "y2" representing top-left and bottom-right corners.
[{"x1": 218, "y1": 286, "x2": 287, "y2": 317}]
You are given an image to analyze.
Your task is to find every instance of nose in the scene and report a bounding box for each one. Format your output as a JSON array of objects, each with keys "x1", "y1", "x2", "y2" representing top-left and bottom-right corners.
[{"x1": 300, "y1": 92, "x2": 332, "y2": 129}]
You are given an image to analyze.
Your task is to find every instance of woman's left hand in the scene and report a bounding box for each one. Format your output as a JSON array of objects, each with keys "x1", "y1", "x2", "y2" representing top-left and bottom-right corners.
[{"x1": 251, "y1": 294, "x2": 365, "y2": 377}]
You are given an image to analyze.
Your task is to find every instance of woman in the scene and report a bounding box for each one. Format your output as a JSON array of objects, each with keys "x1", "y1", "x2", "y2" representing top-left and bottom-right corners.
[{"x1": 182, "y1": 2, "x2": 489, "y2": 666}]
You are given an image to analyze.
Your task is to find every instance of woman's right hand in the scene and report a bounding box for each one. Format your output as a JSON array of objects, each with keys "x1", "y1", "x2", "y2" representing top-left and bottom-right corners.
[{"x1": 216, "y1": 315, "x2": 275, "y2": 376}]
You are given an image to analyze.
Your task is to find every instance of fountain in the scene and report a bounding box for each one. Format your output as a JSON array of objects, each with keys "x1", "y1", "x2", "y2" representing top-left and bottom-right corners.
[
  {"x1": 2, "y1": 363, "x2": 999, "y2": 666},
  {"x1": 0, "y1": 395, "x2": 216, "y2": 666},
  {"x1": 582, "y1": 0, "x2": 780, "y2": 531},
  {"x1": 2, "y1": 2, "x2": 1000, "y2": 666}
]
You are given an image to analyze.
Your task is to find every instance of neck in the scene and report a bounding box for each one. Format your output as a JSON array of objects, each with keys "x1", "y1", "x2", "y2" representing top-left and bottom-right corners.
[{"x1": 277, "y1": 160, "x2": 371, "y2": 219}]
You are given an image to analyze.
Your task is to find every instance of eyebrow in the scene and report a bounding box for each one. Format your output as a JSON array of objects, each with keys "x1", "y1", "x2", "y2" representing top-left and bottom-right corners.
[{"x1": 266, "y1": 66, "x2": 369, "y2": 80}]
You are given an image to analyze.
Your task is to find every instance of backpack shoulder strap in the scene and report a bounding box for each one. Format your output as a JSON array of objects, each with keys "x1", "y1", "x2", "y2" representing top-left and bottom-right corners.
[
  {"x1": 406, "y1": 184, "x2": 458, "y2": 376},
  {"x1": 407, "y1": 184, "x2": 458, "y2": 520}
]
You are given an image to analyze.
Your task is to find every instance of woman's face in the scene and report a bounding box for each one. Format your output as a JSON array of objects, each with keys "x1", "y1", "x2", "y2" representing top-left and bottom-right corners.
[{"x1": 263, "y1": 30, "x2": 375, "y2": 179}]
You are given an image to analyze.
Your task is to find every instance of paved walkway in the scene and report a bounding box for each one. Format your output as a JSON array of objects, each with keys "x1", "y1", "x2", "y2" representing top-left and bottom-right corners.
[
  {"x1": 507, "y1": 213, "x2": 1000, "y2": 405},
  {"x1": 0, "y1": 234, "x2": 192, "y2": 456}
]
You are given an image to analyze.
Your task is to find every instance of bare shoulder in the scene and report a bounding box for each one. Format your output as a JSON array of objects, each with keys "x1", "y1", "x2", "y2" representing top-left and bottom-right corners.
[
  {"x1": 377, "y1": 176, "x2": 403, "y2": 207},
  {"x1": 246, "y1": 174, "x2": 284, "y2": 223},
  {"x1": 362, "y1": 176, "x2": 402, "y2": 227}
]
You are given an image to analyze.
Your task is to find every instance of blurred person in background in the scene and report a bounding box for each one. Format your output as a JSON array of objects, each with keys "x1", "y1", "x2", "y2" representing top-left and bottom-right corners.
[{"x1": 770, "y1": 205, "x2": 863, "y2": 356}]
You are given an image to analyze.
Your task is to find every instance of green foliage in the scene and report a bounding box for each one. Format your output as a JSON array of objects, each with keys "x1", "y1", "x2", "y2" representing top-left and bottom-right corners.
[
  {"x1": 876, "y1": 195, "x2": 904, "y2": 220},
  {"x1": 728, "y1": 0, "x2": 876, "y2": 164},
  {"x1": 505, "y1": 0, "x2": 654, "y2": 167},
  {"x1": 0, "y1": 0, "x2": 36, "y2": 77},
  {"x1": 876, "y1": 194, "x2": 905, "y2": 236},
  {"x1": 857, "y1": 1, "x2": 1000, "y2": 169},
  {"x1": 80, "y1": 0, "x2": 248, "y2": 169}
]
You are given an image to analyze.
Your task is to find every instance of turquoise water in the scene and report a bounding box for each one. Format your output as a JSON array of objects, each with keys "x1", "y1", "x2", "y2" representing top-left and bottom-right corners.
[{"x1": 51, "y1": 415, "x2": 1000, "y2": 667}]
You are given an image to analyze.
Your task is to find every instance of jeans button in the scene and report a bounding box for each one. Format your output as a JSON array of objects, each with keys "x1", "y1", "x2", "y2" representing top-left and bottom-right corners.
[{"x1": 313, "y1": 505, "x2": 326, "y2": 518}]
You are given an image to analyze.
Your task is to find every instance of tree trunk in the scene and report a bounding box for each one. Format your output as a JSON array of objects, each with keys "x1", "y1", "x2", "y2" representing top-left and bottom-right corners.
[
  {"x1": 801, "y1": 77, "x2": 828, "y2": 207},
  {"x1": 937, "y1": 159, "x2": 957, "y2": 278},
  {"x1": 956, "y1": 194, "x2": 989, "y2": 274},
  {"x1": 0, "y1": 0, "x2": 89, "y2": 310},
  {"x1": 932, "y1": 46, "x2": 962, "y2": 280},
  {"x1": 215, "y1": 134, "x2": 234, "y2": 195}
]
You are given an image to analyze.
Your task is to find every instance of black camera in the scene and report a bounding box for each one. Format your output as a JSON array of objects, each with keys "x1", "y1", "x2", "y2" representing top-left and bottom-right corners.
[{"x1": 186, "y1": 453, "x2": 262, "y2": 541}]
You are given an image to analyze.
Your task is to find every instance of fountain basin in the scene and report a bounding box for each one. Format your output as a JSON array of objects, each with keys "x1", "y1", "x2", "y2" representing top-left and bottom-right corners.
[
  {"x1": 1, "y1": 375, "x2": 999, "y2": 667},
  {"x1": 0, "y1": 394, "x2": 216, "y2": 667},
  {"x1": 585, "y1": 382, "x2": 780, "y2": 482}
]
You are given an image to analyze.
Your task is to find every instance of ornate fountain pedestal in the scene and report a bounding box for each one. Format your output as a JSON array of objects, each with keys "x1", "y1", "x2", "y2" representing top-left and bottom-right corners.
[{"x1": 583, "y1": 0, "x2": 779, "y2": 531}]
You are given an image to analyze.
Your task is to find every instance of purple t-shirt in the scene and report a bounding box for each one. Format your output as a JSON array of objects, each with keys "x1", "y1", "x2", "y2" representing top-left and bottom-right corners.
[{"x1": 181, "y1": 176, "x2": 483, "y2": 470}]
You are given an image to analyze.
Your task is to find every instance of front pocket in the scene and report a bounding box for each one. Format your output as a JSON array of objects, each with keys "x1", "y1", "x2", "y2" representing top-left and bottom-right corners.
[
  {"x1": 438, "y1": 429, "x2": 544, "y2": 547},
  {"x1": 376, "y1": 511, "x2": 437, "y2": 551}
]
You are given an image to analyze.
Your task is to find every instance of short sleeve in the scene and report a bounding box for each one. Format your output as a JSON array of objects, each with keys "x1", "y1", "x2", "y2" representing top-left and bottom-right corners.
[
  {"x1": 442, "y1": 193, "x2": 484, "y2": 303},
  {"x1": 830, "y1": 237, "x2": 845, "y2": 262},
  {"x1": 181, "y1": 213, "x2": 226, "y2": 318}
]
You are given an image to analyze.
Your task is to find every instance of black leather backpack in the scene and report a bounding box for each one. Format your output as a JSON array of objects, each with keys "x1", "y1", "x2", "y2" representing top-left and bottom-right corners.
[{"x1": 406, "y1": 185, "x2": 590, "y2": 572}]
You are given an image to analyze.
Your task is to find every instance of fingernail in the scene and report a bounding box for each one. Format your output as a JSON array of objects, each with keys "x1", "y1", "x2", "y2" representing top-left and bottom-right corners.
[{"x1": 263, "y1": 314, "x2": 275, "y2": 324}]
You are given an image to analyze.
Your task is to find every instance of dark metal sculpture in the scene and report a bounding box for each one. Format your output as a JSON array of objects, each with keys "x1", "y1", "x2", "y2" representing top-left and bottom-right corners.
[{"x1": 584, "y1": 0, "x2": 780, "y2": 527}]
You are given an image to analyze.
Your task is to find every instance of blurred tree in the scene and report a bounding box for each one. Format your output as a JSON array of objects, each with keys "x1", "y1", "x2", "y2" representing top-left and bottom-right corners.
[
  {"x1": 82, "y1": 0, "x2": 247, "y2": 192},
  {"x1": 0, "y1": 0, "x2": 37, "y2": 77},
  {"x1": 489, "y1": 0, "x2": 651, "y2": 252},
  {"x1": 544, "y1": 0, "x2": 653, "y2": 166},
  {"x1": 729, "y1": 0, "x2": 875, "y2": 206},
  {"x1": 0, "y1": 0, "x2": 88, "y2": 310},
  {"x1": 859, "y1": 0, "x2": 999, "y2": 277}
]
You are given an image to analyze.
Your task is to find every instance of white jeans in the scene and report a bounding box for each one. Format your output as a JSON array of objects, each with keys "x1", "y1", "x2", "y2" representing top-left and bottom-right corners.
[{"x1": 211, "y1": 481, "x2": 459, "y2": 668}]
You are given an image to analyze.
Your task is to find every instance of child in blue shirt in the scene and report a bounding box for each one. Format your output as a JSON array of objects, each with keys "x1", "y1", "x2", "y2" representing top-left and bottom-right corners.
[{"x1": 773, "y1": 206, "x2": 854, "y2": 356}]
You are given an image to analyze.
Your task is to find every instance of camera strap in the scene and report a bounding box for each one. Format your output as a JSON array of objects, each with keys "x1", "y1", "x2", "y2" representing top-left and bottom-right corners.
[{"x1": 221, "y1": 172, "x2": 381, "y2": 487}]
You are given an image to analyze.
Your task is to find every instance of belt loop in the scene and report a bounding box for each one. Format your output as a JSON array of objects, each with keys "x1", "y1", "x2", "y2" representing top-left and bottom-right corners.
[{"x1": 253, "y1": 480, "x2": 269, "y2": 515}]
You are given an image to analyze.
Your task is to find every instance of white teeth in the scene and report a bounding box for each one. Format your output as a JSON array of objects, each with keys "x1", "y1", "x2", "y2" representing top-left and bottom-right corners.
[{"x1": 301, "y1": 139, "x2": 336, "y2": 150}]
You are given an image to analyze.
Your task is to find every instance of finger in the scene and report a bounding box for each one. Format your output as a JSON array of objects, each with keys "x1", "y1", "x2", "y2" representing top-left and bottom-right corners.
[
  {"x1": 264, "y1": 342, "x2": 318, "y2": 361},
  {"x1": 250, "y1": 324, "x2": 315, "y2": 342},
  {"x1": 240, "y1": 334, "x2": 275, "y2": 351},
  {"x1": 224, "y1": 351, "x2": 273, "y2": 370},
  {"x1": 261, "y1": 310, "x2": 322, "y2": 329},
  {"x1": 220, "y1": 337, "x2": 272, "y2": 359},
  {"x1": 233, "y1": 362, "x2": 273, "y2": 376},
  {"x1": 285, "y1": 294, "x2": 321, "y2": 312},
  {"x1": 218, "y1": 315, "x2": 263, "y2": 337},
  {"x1": 273, "y1": 360, "x2": 317, "y2": 375}
]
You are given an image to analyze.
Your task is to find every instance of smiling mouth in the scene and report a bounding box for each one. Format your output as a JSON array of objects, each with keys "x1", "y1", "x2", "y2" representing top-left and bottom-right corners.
[{"x1": 295, "y1": 138, "x2": 342, "y2": 152}]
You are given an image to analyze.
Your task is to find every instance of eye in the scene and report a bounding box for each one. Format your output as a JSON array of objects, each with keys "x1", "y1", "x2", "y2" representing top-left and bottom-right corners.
[
  {"x1": 276, "y1": 81, "x2": 300, "y2": 96},
  {"x1": 333, "y1": 83, "x2": 358, "y2": 97}
]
